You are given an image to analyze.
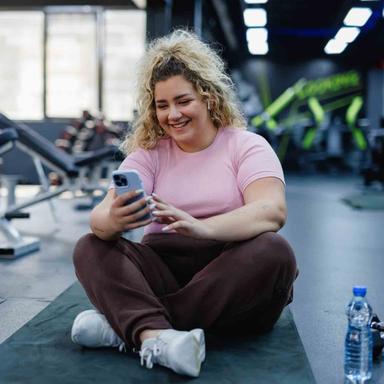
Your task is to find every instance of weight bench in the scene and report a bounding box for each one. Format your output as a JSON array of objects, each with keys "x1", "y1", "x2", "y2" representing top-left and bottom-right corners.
[{"x1": 0, "y1": 113, "x2": 120, "y2": 258}]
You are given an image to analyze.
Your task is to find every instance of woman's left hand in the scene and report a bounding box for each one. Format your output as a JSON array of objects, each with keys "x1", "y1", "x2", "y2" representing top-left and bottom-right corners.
[{"x1": 149, "y1": 194, "x2": 214, "y2": 239}]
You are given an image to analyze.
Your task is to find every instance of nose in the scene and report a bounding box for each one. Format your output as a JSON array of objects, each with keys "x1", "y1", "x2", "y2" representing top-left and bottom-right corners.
[{"x1": 168, "y1": 105, "x2": 182, "y2": 122}]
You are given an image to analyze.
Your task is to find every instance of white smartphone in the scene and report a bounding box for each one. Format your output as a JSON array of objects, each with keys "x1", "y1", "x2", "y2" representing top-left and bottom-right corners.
[{"x1": 112, "y1": 169, "x2": 151, "y2": 221}]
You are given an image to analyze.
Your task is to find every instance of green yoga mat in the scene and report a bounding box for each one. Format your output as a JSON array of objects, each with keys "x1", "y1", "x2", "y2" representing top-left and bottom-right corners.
[{"x1": 0, "y1": 282, "x2": 315, "y2": 384}]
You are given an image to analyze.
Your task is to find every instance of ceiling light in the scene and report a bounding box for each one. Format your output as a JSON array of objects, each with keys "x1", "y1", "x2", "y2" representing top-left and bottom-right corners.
[
  {"x1": 243, "y1": 8, "x2": 267, "y2": 27},
  {"x1": 324, "y1": 39, "x2": 348, "y2": 54},
  {"x1": 244, "y1": 0, "x2": 268, "y2": 3},
  {"x1": 246, "y1": 28, "x2": 268, "y2": 43},
  {"x1": 248, "y1": 41, "x2": 268, "y2": 55},
  {"x1": 131, "y1": 0, "x2": 146, "y2": 8},
  {"x1": 343, "y1": 7, "x2": 372, "y2": 26},
  {"x1": 334, "y1": 27, "x2": 360, "y2": 43}
]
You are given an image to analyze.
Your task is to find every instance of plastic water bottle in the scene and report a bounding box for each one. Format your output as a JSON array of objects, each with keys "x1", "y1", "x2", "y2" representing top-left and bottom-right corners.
[{"x1": 344, "y1": 286, "x2": 373, "y2": 383}]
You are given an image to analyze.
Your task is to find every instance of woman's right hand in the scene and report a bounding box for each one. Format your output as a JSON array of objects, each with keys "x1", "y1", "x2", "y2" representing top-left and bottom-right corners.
[{"x1": 109, "y1": 189, "x2": 152, "y2": 233}]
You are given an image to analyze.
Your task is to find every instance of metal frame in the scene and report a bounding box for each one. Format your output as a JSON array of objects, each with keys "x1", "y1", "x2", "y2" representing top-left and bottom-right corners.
[
  {"x1": 2, "y1": 140, "x2": 113, "y2": 218},
  {"x1": 0, "y1": 217, "x2": 40, "y2": 258}
]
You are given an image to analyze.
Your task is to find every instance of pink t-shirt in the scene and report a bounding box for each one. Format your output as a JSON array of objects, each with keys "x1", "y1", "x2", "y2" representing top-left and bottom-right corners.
[{"x1": 117, "y1": 127, "x2": 284, "y2": 234}]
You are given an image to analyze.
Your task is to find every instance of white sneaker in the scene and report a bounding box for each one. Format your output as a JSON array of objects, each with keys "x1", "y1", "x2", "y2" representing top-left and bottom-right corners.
[
  {"x1": 71, "y1": 309, "x2": 124, "y2": 350},
  {"x1": 139, "y1": 329, "x2": 205, "y2": 377}
]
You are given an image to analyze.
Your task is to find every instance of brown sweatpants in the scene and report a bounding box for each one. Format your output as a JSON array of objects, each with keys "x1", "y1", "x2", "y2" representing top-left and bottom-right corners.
[{"x1": 73, "y1": 231, "x2": 297, "y2": 348}]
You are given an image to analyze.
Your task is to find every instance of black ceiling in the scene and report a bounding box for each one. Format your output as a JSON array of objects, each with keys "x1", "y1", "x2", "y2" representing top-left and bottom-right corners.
[
  {"x1": 1, "y1": 0, "x2": 383, "y2": 66},
  {"x1": 207, "y1": 0, "x2": 384, "y2": 66}
]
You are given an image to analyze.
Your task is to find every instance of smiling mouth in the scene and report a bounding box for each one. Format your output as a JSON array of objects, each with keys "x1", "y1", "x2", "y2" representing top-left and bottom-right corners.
[{"x1": 169, "y1": 120, "x2": 190, "y2": 129}]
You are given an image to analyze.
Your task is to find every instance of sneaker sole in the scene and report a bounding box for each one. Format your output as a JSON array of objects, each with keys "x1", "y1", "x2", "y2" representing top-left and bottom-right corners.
[
  {"x1": 167, "y1": 332, "x2": 202, "y2": 377},
  {"x1": 191, "y1": 329, "x2": 205, "y2": 363}
]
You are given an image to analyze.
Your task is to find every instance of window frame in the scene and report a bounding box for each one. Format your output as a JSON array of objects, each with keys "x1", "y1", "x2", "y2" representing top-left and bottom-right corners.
[{"x1": 0, "y1": 5, "x2": 143, "y2": 123}]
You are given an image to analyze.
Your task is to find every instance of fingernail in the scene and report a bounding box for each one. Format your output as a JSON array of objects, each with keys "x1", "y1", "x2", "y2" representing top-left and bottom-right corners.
[
  {"x1": 149, "y1": 204, "x2": 156, "y2": 210},
  {"x1": 135, "y1": 189, "x2": 144, "y2": 194},
  {"x1": 152, "y1": 210, "x2": 159, "y2": 215},
  {"x1": 145, "y1": 196, "x2": 152, "y2": 202},
  {"x1": 162, "y1": 225, "x2": 170, "y2": 231},
  {"x1": 151, "y1": 193, "x2": 158, "y2": 197}
]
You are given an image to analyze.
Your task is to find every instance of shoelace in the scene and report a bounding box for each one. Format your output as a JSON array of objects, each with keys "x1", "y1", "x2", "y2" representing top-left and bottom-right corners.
[{"x1": 139, "y1": 342, "x2": 162, "y2": 369}]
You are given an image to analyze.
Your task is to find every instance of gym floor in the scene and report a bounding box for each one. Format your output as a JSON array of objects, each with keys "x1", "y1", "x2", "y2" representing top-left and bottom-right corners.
[{"x1": 1, "y1": 174, "x2": 383, "y2": 384}]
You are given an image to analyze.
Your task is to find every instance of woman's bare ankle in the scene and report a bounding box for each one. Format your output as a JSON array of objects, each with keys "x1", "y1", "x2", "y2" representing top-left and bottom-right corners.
[{"x1": 139, "y1": 329, "x2": 165, "y2": 343}]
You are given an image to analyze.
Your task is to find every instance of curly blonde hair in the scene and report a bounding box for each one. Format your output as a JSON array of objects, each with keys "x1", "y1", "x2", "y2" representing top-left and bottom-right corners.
[{"x1": 121, "y1": 29, "x2": 246, "y2": 154}]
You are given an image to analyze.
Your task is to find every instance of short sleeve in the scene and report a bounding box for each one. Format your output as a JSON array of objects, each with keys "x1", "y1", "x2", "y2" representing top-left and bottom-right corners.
[
  {"x1": 111, "y1": 148, "x2": 156, "y2": 195},
  {"x1": 236, "y1": 133, "x2": 285, "y2": 193}
]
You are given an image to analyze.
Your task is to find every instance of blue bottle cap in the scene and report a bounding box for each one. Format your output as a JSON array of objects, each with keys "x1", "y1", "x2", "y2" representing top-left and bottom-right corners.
[{"x1": 353, "y1": 286, "x2": 367, "y2": 297}]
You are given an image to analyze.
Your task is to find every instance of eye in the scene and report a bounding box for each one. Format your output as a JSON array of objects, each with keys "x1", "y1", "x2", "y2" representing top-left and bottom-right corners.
[
  {"x1": 156, "y1": 104, "x2": 167, "y2": 110},
  {"x1": 179, "y1": 99, "x2": 191, "y2": 105}
]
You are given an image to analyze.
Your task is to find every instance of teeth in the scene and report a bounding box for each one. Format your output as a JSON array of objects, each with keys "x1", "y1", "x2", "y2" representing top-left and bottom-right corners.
[{"x1": 171, "y1": 120, "x2": 189, "y2": 128}]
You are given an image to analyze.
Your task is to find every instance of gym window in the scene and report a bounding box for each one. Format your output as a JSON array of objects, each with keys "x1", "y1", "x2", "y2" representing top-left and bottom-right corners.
[
  {"x1": 0, "y1": 11, "x2": 44, "y2": 120},
  {"x1": 46, "y1": 11, "x2": 98, "y2": 119},
  {"x1": 0, "y1": 7, "x2": 146, "y2": 122}
]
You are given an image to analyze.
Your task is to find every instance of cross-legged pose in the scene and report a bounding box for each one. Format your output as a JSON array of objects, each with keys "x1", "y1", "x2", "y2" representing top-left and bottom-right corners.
[{"x1": 71, "y1": 29, "x2": 297, "y2": 377}]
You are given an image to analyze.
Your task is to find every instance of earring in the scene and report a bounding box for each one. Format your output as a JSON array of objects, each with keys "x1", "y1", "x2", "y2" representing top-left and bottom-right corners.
[{"x1": 207, "y1": 100, "x2": 211, "y2": 111}]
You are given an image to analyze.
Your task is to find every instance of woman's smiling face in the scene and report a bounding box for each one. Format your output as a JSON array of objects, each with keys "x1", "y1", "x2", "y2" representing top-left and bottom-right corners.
[{"x1": 154, "y1": 75, "x2": 217, "y2": 152}]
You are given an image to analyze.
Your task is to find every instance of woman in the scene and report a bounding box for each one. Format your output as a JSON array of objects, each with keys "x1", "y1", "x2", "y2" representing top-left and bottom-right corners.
[{"x1": 71, "y1": 30, "x2": 297, "y2": 378}]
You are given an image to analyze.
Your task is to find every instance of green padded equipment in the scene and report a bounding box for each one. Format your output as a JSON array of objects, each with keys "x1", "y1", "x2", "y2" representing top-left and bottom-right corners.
[
  {"x1": 0, "y1": 282, "x2": 315, "y2": 384},
  {"x1": 251, "y1": 78, "x2": 307, "y2": 131},
  {"x1": 346, "y1": 96, "x2": 367, "y2": 151},
  {"x1": 302, "y1": 97, "x2": 325, "y2": 150}
]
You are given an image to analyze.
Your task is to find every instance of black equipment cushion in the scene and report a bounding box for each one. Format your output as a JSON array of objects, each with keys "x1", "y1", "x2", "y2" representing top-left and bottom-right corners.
[{"x1": 74, "y1": 146, "x2": 118, "y2": 167}]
